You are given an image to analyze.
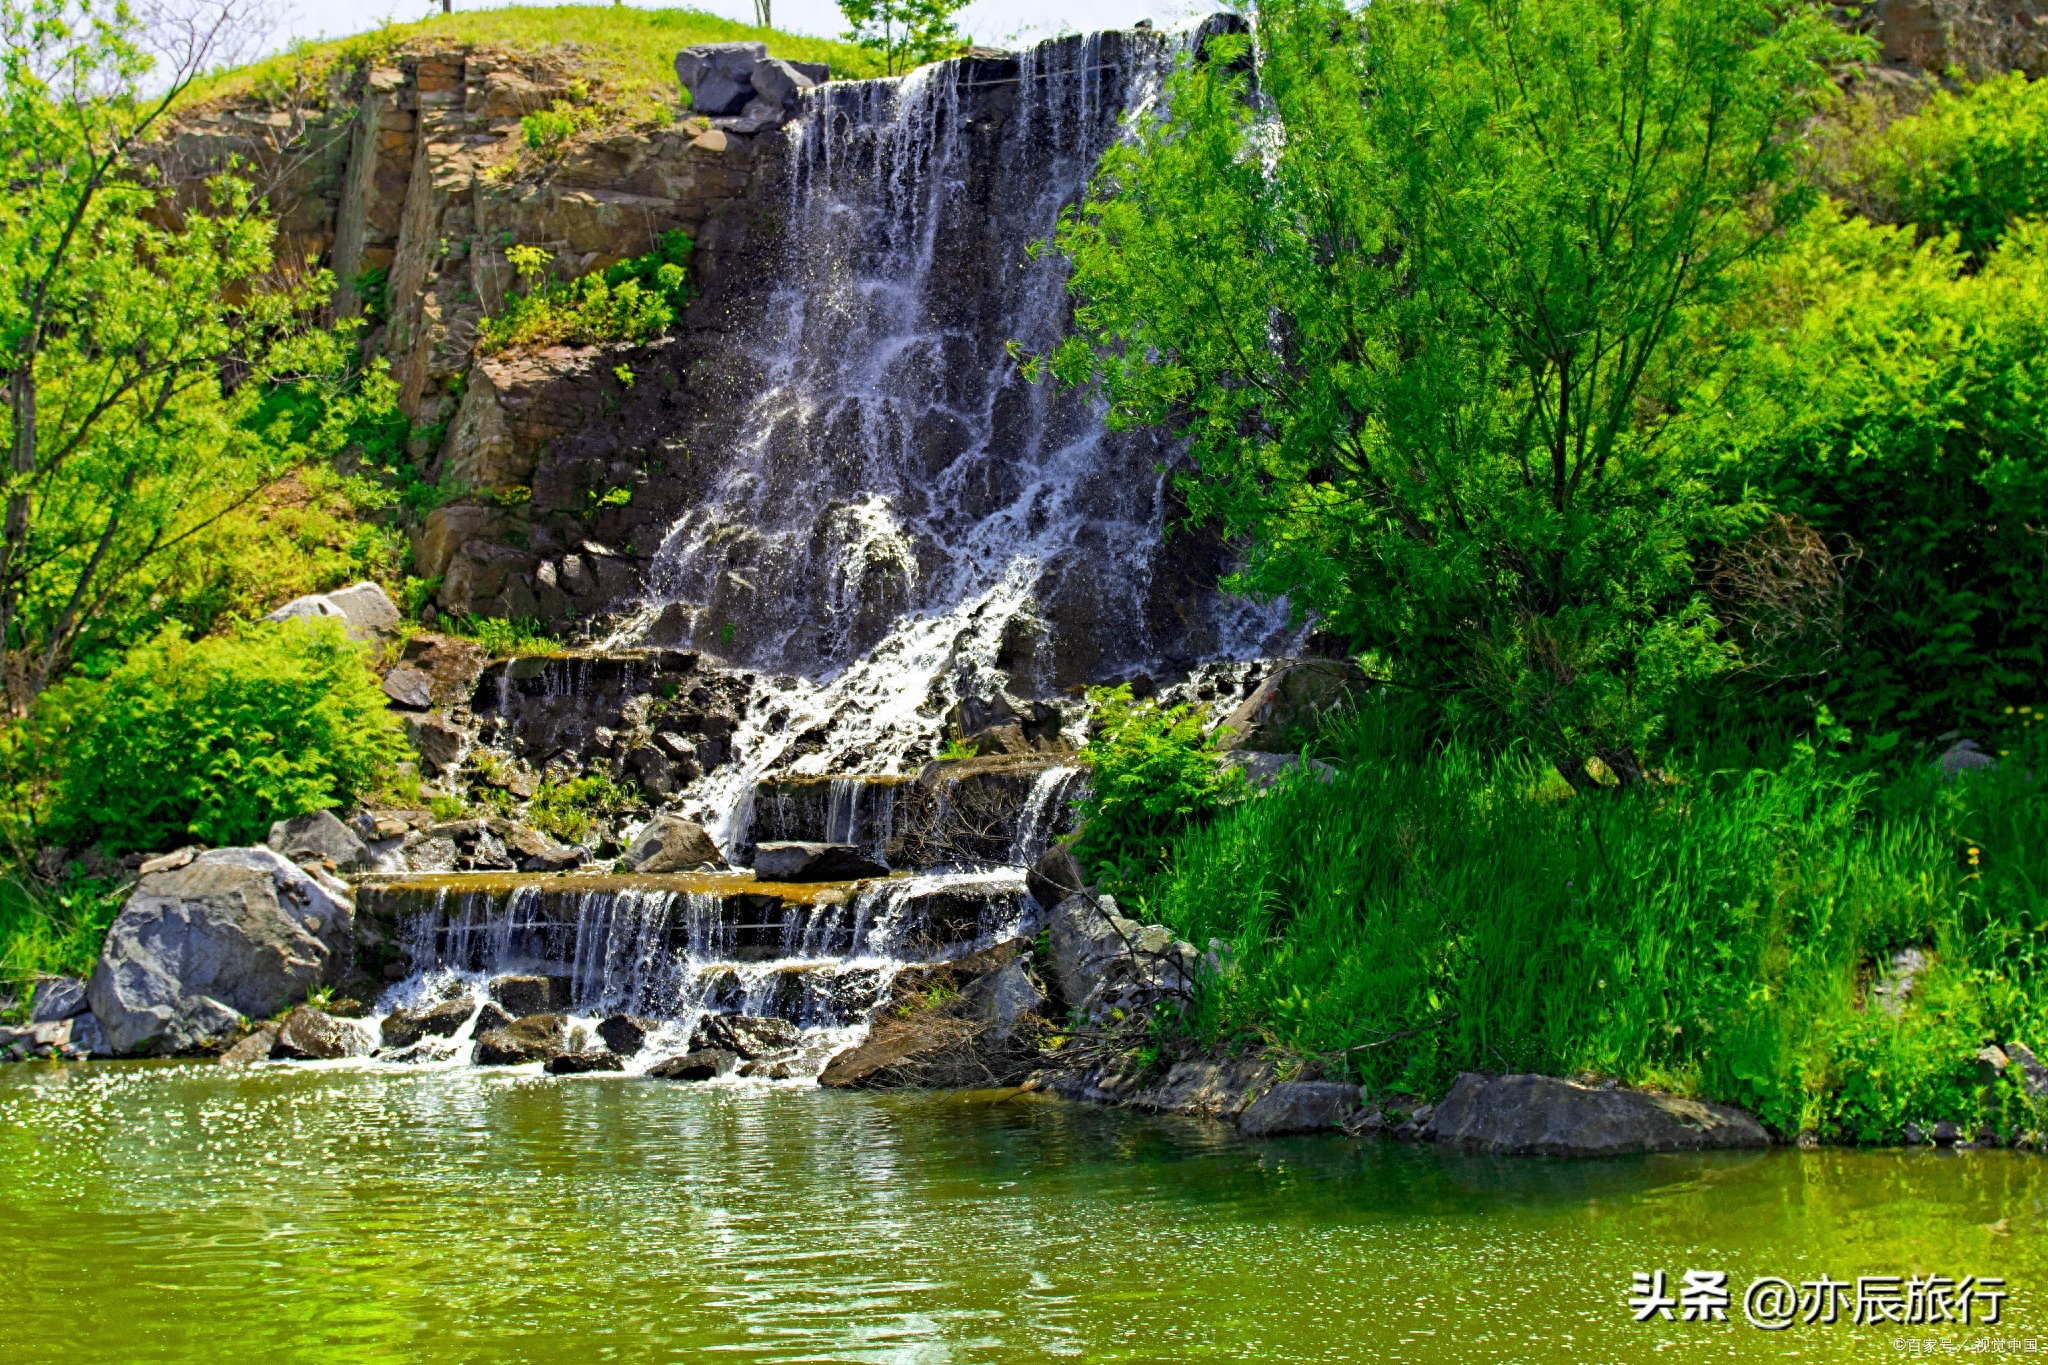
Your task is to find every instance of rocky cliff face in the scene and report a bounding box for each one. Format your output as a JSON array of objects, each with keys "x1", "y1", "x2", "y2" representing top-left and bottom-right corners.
[{"x1": 1861, "y1": 0, "x2": 2048, "y2": 80}]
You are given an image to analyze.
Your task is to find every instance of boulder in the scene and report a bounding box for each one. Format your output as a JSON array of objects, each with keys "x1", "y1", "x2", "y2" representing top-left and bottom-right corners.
[
  {"x1": 1238, "y1": 1081, "x2": 1362, "y2": 1137},
  {"x1": 1217, "y1": 750, "x2": 1338, "y2": 792},
  {"x1": 263, "y1": 581, "x2": 400, "y2": 643},
  {"x1": 753, "y1": 841, "x2": 888, "y2": 883},
  {"x1": 1046, "y1": 892, "x2": 1195, "y2": 1025},
  {"x1": 381, "y1": 667, "x2": 434, "y2": 710},
  {"x1": 2007, "y1": 1041, "x2": 2048, "y2": 1098},
  {"x1": 675, "y1": 42, "x2": 765, "y2": 116},
  {"x1": 395, "y1": 634, "x2": 489, "y2": 709},
  {"x1": 1214, "y1": 659, "x2": 1367, "y2": 752},
  {"x1": 547, "y1": 1050, "x2": 625, "y2": 1075},
  {"x1": 624, "y1": 744, "x2": 680, "y2": 798},
  {"x1": 1422, "y1": 1072, "x2": 1771, "y2": 1157},
  {"x1": 29, "y1": 975, "x2": 88, "y2": 1023},
  {"x1": 749, "y1": 56, "x2": 818, "y2": 108},
  {"x1": 474, "y1": 1014, "x2": 567, "y2": 1065},
  {"x1": 216, "y1": 1025, "x2": 279, "y2": 1068},
  {"x1": 1127, "y1": 1056, "x2": 1279, "y2": 1119},
  {"x1": 405, "y1": 713, "x2": 470, "y2": 774},
  {"x1": 692, "y1": 1013, "x2": 801, "y2": 1059},
  {"x1": 87, "y1": 847, "x2": 354, "y2": 1056},
  {"x1": 597, "y1": 1013, "x2": 657, "y2": 1056},
  {"x1": 957, "y1": 959, "x2": 1046, "y2": 1038},
  {"x1": 66, "y1": 1012, "x2": 106, "y2": 1057},
  {"x1": 473, "y1": 1002, "x2": 515, "y2": 1036},
  {"x1": 379, "y1": 999, "x2": 474, "y2": 1049},
  {"x1": 270, "y1": 1005, "x2": 373, "y2": 1060},
  {"x1": 818, "y1": 946, "x2": 1045, "y2": 1089},
  {"x1": 502, "y1": 822, "x2": 584, "y2": 872},
  {"x1": 616, "y1": 815, "x2": 725, "y2": 873},
  {"x1": 268, "y1": 809, "x2": 374, "y2": 873},
  {"x1": 1027, "y1": 842, "x2": 1086, "y2": 911},
  {"x1": 1939, "y1": 737, "x2": 1997, "y2": 778},
  {"x1": 490, "y1": 974, "x2": 572, "y2": 1017},
  {"x1": 647, "y1": 1048, "x2": 740, "y2": 1080}
]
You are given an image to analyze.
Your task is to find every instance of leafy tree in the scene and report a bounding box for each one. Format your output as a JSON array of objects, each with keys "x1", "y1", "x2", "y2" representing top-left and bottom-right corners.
[
  {"x1": 837, "y1": 0, "x2": 967, "y2": 77},
  {"x1": 0, "y1": 0, "x2": 373, "y2": 708},
  {"x1": 1073, "y1": 684, "x2": 1243, "y2": 892},
  {"x1": 1050, "y1": 0, "x2": 1858, "y2": 783}
]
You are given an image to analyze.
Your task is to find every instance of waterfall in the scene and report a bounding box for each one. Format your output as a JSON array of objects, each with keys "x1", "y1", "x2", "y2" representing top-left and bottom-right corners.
[
  {"x1": 1008, "y1": 765, "x2": 1080, "y2": 867},
  {"x1": 615, "y1": 29, "x2": 1288, "y2": 849}
]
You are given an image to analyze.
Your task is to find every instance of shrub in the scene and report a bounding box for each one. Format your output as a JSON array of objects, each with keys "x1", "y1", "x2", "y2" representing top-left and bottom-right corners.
[
  {"x1": 1072, "y1": 685, "x2": 1242, "y2": 891},
  {"x1": 34, "y1": 619, "x2": 408, "y2": 852},
  {"x1": 524, "y1": 773, "x2": 635, "y2": 844},
  {"x1": 0, "y1": 872, "x2": 126, "y2": 1006},
  {"x1": 439, "y1": 613, "x2": 563, "y2": 658},
  {"x1": 478, "y1": 232, "x2": 693, "y2": 353}
]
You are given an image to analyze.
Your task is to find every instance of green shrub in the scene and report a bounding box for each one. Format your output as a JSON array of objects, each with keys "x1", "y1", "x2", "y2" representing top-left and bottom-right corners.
[
  {"x1": 1073, "y1": 685, "x2": 1243, "y2": 892},
  {"x1": 525, "y1": 773, "x2": 635, "y2": 844},
  {"x1": 1849, "y1": 72, "x2": 2048, "y2": 261},
  {"x1": 0, "y1": 872, "x2": 126, "y2": 1007},
  {"x1": 478, "y1": 232, "x2": 692, "y2": 354},
  {"x1": 34, "y1": 619, "x2": 408, "y2": 852},
  {"x1": 1135, "y1": 701, "x2": 2048, "y2": 1138},
  {"x1": 439, "y1": 613, "x2": 562, "y2": 658},
  {"x1": 520, "y1": 102, "x2": 590, "y2": 154}
]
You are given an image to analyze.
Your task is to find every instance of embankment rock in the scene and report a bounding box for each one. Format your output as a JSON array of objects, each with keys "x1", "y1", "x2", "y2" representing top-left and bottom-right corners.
[
  {"x1": 1238, "y1": 1081, "x2": 1362, "y2": 1137},
  {"x1": 693, "y1": 1014, "x2": 801, "y2": 1058},
  {"x1": 547, "y1": 1050, "x2": 624, "y2": 1074},
  {"x1": 87, "y1": 847, "x2": 355, "y2": 1056},
  {"x1": 29, "y1": 976, "x2": 88, "y2": 1023},
  {"x1": 217, "y1": 1025, "x2": 278, "y2": 1067},
  {"x1": 818, "y1": 945, "x2": 1047, "y2": 1089},
  {"x1": 1423, "y1": 1072, "x2": 1770, "y2": 1156},
  {"x1": 269, "y1": 809, "x2": 374, "y2": 873},
  {"x1": 1027, "y1": 843, "x2": 1086, "y2": 911},
  {"x1": 270, "y1": 1005, "x2": 374, "y2": 1060},
  {"x1": 1047, "y1": 893, "x2": 1195, "y2": 1025},
  {"x1": 380, "y1": 999, "x2": 475, "y2": 1049},
  {"x1": 616, "y1": 815, "x2": 725, "y2": 873},
  {"x1": 598, "y1": 1014, "x2": 656, "y2": 1056},
  {"x1": 1214, "y1": 659, "x2": 1366, "y2": 753},
  {"x1": 648, "y1": 1048, "x2": 740, "y2": 1080},
  {"x1": 1125, "y1": 1056, "x2": 1278, "y2": 1119}
]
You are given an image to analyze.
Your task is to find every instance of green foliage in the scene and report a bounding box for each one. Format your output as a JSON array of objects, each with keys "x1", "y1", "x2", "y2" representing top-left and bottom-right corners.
[
  {"x1": 1052, "y1": 0, "x2": 1859, "y2": 780},
  {"x1": 1683, "y1": 204, "x2": 2048, "y2": 740},
  {"x1": 0, "y1": 870, "x2": 122, "y2": 1005},
  {"x1": 1136, "y1": 701, "x2": 2048, "y2": 1139},
  {"x1": 31, "y1": 618, "x2": 408, "y2": 852},
  {"x1": 349, "y1": 265, "x2": 390, "y2": 322},
  {"x1": 478, "y1": 233, "x2": 692, "y2": 354},
  {"x1": 428, "y1": 792, "x2": 468, "y2": 823},
  {"x1": 837, "y1": 0, "x2": 968, "y2": 76},
  {"x1": 438, "y1": 613, "x2": 562, "y2": 658},
  {"x1": 520, "y1": 100, "x2": 593, "y2": 154},
  {"x1": 935, "y1": 735, "x2": 978, "y2": 761},
  {"x1": 1073, "y1": 685, "x2": 1242, "y2": 892},
  {"x1": 524, "y1": 772, "x2": 634, "y2": 844}
]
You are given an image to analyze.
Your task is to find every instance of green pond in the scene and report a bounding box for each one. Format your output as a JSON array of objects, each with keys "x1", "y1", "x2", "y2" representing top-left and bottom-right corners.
[{"x1": 2, "y1": 1060, "x2": 2043, "y2": 1363}]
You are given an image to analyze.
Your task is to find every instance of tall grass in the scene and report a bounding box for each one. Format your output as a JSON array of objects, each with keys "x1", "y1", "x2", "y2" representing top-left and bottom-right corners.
[
  {"x1": 1133, "y1": 707, "x2": 2048, "y2": 1139},
  {"x1": 0, "y1": 874, "x2": 125, "y2": 1015}
]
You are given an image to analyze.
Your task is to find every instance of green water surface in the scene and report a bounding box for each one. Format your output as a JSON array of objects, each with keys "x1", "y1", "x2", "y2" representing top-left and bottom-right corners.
[{"x1": 2, "y1": 1060, "x2": 2042, "y2": 1362}]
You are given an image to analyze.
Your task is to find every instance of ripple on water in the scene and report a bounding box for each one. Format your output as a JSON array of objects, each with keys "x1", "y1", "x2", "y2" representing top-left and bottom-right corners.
[{"x1": 1, "y1": 1060, "x2": 2043, "y2": 1363}]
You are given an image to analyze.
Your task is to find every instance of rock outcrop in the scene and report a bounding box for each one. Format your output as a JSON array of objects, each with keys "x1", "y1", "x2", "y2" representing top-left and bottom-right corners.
[
  {"x1": 615, "y1": 814, "x2": 725, "y2": 872},
  {"x1": 268, "y1": 810, "x2": 375, "y2": 873},
  {"x1": 753, "y1": 841, "x2": 887, "y2": 883},
  {"x1": 271, "y1": 1005, "x2": 375, "y2": 1060},
  {"x1": 1422, "y1": 1072, "x2": 1771, "y2": 1157},
  {"x1": 87, "y1": 848, "x2": 355, "y2": 1056},
  {"x1": 1213, "y1": 659, "x2": 1366, "y2": 753},
  {"x1": 474, "y1": 1013, "x2": 567, "y2": 1065},
  {"x1": 1238, "y1": 1081, "x2": 1363, "y2": 1138},
  {"x1": 262, "y1": 581, "x2": 402, "y2": 643},
  {"x1": 818, "y1": 944, "x2": 1049, "y2": 1089},
  {"x1": 1046, "y1": 893, "x2": 1195, "y2": 1025}
]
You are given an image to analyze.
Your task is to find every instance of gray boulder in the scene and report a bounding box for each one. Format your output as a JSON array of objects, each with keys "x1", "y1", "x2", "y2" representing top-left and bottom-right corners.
[
  {"x1": 547, "y1": 1050, "x2": 624, "y2": 1075},
  {"x1": 268, "y1": 809, "x2": 374, "y2": 873},
  {"x1": 648, "y1": 1047, "x2": 740, "y2": 1080},
  {"x1": 1939, "y1": 737, "x2": 1998, "y2": 778},
  {"x1": 379, "y1": 999, "x2": 474, "y2": 1049},
  {"x1": 87, "y1": 847, "x2": 354, "y2": 1056},
  {"x1": 1027, "y1": 842, "x2": 1086, "y2": 911},
  {"x1": 1238, "y1": 1080, "x2": 1362, "y2": 1137},
  {"x1": 616, "y1": 814, "x2": 726, "y2": 873},
  {"x1": 405, "y1": 713, "x2": 470, "y2": 774},
  {"x1": 1423, "y1": 1072, "x2": 1771, "y2": 1156},
  {"x1": 2006, "y1": 1041, "x2": 2048, "y2": 1098},
  {"x1": 753, "y1": 841, "x2": 888, "y2": 882},
  {"x1": 217, "y1": 1025, "x2": 277, "y2": 1067},
  {"x1": 1214, "y1": 659, "x2": 1367, "y2": 752},
  {"x1": 597, "y1": 1013, "x2": 657, "y2": 1056},
  {"x1": 270, "y1": 1005, "x2": 373, "y2": 1060},
  {"x1": 381, "y1": 667, "x2": 434, "y2": 710},
  {"x1": 675, "y1": 41, "x2": 765, "y2": 116},
  {"x1": 1047, "y1": 892, "x2": 1196, "y2": 1024},
  {"x1": 30, "y1": 975, "x2": 88, "y2": 1023},
  {"x1": 66, "y1": 1011, "x2": 106, "y2": 1057},
  {"x1": 958, "y1": 959, "x2": 1045, "y2": 1037},
  {"x1": 490, "y1": 974, "x2": 572, "y2": 1017},
  {"x1": 264, "y1": 581, "x2": 400, "y2": 643},
  {"x1": 747, "y1": 56, "x2": 817, "y2": 109}
]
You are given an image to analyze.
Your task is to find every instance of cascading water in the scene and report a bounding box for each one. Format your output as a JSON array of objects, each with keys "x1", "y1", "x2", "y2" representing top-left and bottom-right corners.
[{"x1": 608, "y1": 28, "x2": 1288, "y2": 848}]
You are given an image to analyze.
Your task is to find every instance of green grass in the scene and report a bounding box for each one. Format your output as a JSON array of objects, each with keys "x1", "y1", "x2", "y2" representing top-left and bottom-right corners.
[
  {"x1": 438, "y1": 613, "x2": 564, "y2": 658},
  {"x1": 1124, "y1": 704, "x2": 2048, "y2": 1141},
  {"x1": 182, "y1": 5, "x2": 884, "y2": 113},
  {"x1": 0, "y1": 873, "x2": 126, "y2": 1014}
]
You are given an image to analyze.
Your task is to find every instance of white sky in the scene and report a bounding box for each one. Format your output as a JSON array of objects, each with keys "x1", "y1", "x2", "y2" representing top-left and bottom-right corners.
[{"x1": 259, "y1": 0, "x2": 1220, "y2": 58}]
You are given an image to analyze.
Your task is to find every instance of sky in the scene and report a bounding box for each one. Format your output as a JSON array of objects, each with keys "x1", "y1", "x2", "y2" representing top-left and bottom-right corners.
[{"x1": 259, "y1": 0, "x2": 1220, "y2": 59}]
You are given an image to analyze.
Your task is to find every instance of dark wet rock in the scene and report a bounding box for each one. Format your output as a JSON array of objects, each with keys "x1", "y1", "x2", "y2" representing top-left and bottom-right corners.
[
  {"x1": 270, "y1": 1005, "x2": 374, "y2": 1060},
  {"x1": 30, "y1": 975, "x2": 88, "y2": 1023},
  {"x1": 647, "y1": 1048, "x2": 740, "y2": 1080},
  {"x1": 474, "y1": 1014, "x2": 567, "y2": 1066},
  {"x1": 1214, "y1": 659, "x2": 1367, "y2": 752},
  {"x1": 1423, "y1": 1073, "x2": 1770, "y2": 1157},
  {"x1": 502, "y1": 822, "x2": 584, "y2": 872},
  {"x1": 624, "y1": 744, "x2": 681, "y2": 797},
  {"x1": 472, "y1": 1001, "x2": 515, "y2": 1036},
  {"x1": 380, "y1": 999, "x2": 474, "y2": 1049},
  {"x1": 616, "y1": 814, "x2": 725, "y2": 873},
  {"x1": 405, "y1": 713, "x2": 470, "y2": 774},
  {"x1": 1238, "y1": 1081, "x2": 1362, "y2": 1137},
  {"x1": 546, "y1": 1050, "x2": 625, "y2": 1074},
  {"x1": 597, "y1": 1013, "x2": 657, "y2": 1056},
  {"x1": 490, "y1": 974, "x2": 572, "y2": 1017},
  {"x1": 1027, "y1": 843, "x2": 1086, "y2": 911},
  {"x1": 818, "y1": 944, "x2": 1045, "y2": 1090},
  {"x1": 217, "y1": 1025, "x2": 278, "y2": 1067},
  {"x1": 692, "y1": 1013, "x2": 802, "y2": 1058},
  {"x1": 1903, "y1": 1121, "x2": 1925, "y2": 1145},
  {"x1": 739, "y1": 1052, "x2": 805, "y2": 1079},
  {"x1": 268, "y1": 809, "x2": 374, "y2": 873},
  {"x1": 753, "y1": 841, "x2": 888, "y2": 882},
  {"x1": 1046, "y1": 892, "x2": 1195, "y2": 1025},
  {"x1": 1932, "y1": 1119, "x2": 1961, "y2": 1146},
  {"x1": 87, "y1": 847, "x2": 355, "y2": 1056}
]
